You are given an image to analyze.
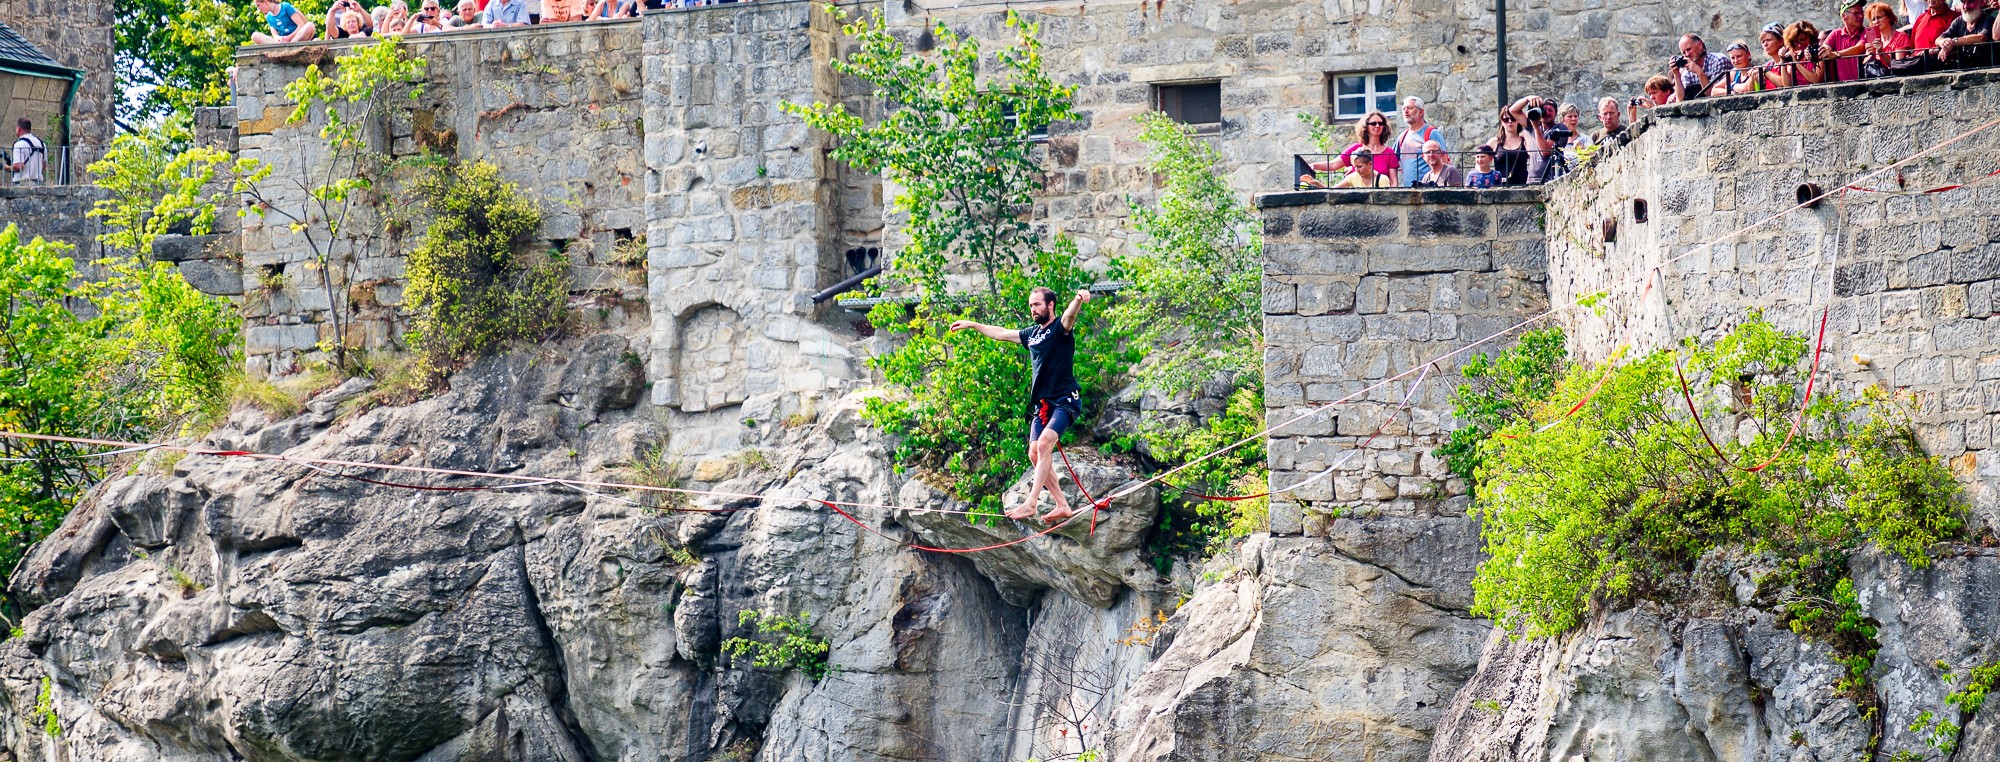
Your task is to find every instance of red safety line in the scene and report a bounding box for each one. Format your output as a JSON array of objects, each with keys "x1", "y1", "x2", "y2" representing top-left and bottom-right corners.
[
  {"x1": 1673, "y1": 307, "x2": 1830, "y2": 474},
  {"x1": 818, "y1": 499, "x2": 1089, "y2": 554},
  {"x1": 1845, "y1": 165, "x2": 2000, "y2": 194}
]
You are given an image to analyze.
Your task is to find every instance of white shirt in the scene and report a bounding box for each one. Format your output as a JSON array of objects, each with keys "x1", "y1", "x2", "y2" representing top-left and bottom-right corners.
[{"x1": 11, "y1": 134, "x2": 44, "y2": 184}]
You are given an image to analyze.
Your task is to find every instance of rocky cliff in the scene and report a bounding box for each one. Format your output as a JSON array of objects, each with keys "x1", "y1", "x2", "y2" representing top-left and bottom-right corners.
[
  {"x1": 0, "y1": 332, "x2": 1187, "y2": 762},
  {"x1": 3, "y1": 331, "x2": 1994, "y2": 762}
]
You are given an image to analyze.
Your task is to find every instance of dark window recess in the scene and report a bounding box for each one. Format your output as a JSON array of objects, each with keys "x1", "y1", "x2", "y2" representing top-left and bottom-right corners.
[
  {"x1": 1632, "y1": 198, "x2": 1649, "y2": 223},
  {"x1": 1156, "y1": 82, "x2": 1222, "y2": 127}
]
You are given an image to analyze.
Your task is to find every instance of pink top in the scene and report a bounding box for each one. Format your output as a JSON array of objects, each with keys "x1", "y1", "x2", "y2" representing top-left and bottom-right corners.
[
  {"x1": 1865, "y1": 28, "x2": 1913, "y2": 66},
  {"x1": 1341, "y1": 142, "x2": 1401, "y2": 179}
]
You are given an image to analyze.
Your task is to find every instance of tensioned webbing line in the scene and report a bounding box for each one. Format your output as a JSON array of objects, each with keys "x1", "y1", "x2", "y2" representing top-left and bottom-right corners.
[{"x1": 2, "y1": 112, "x2": 1996, "y2": 552}]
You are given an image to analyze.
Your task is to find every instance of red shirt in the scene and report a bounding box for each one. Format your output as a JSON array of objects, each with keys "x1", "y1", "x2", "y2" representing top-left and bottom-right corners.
[
  {"x1": 1913, "y1": 9, "x2": 1955, "y2": 51},
  {"x1": 1826, "y1": 27, "x2": 1866, "y2": 81}
]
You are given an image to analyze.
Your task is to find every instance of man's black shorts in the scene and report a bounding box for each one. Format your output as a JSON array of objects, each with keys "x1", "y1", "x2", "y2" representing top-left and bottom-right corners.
[{"x1": 1030, "y1": 392, "x2": 1082, "y2": 443}]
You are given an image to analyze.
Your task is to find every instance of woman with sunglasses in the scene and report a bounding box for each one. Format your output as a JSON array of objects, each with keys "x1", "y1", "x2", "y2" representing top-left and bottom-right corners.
[
  {"x1": 1483, "y1": 109, "x2": 1530, "y2": 186},
  {"x1": 1300, "y1": 110, "x2": 1399, "y2": 187}
]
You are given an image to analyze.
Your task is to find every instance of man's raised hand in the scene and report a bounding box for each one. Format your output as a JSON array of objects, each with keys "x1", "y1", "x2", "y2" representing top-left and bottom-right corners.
[
  {"x1": 1074, "y1": 288, "x2": 1092, "y2": 303},
  {"x1": 948, "y1": 319, "x2": 976, "y2": 333}
]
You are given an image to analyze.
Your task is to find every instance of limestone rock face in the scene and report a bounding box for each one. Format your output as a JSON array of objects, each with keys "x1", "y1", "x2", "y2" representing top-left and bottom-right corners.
[
  {"x1": 1429, "y1": 549, "x2": 2000, "y2": 762},
  {"x1": 0, "y1": 334, "x2": 1154, "y2": 762},
  {"x1": 1111, "y1": 528, "x2": 1491, "y2": 762}
]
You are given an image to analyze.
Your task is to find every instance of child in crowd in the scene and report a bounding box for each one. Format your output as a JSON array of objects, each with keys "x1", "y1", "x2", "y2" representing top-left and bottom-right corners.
[{"x1": 1467, "y1": 146, "x2": 1504, "y2": 188}]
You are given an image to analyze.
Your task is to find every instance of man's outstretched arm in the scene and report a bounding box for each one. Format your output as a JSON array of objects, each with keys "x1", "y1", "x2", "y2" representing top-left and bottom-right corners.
[
  {"x1": 948, "y1": 320, "x2": 1022, "y2": 343},
  {"x1": 1059, "y1": 289, "x2": 1090, "y2": 331}
]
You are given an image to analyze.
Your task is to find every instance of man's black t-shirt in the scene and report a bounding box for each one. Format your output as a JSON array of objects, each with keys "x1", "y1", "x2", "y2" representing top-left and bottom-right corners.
[{"x1": 1019, "y1": 319, "x2": 1080, "y2": 411}]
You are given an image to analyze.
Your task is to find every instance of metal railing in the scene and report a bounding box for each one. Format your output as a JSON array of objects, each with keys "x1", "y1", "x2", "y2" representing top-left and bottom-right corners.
[
  {"x1": 1289, "y1": 42, "x2": 2000, "y2": 191},
  {"x1": 0, "y1": 145, "x2": 110, "y2": 189}
]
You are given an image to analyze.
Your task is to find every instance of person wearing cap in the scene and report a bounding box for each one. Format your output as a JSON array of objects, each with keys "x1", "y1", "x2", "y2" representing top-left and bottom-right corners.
[
  {"x1": 1758, "y1": 23, "x2": 1794, "y2": 88},
  {"x1": 1467, "y1": 145, "x2": 1503, "y2": 189},
  {"x1": 1392, "y1": 97, "x2": 1448, "y2": 188},
  {"x1": 1913, "y1": 0, "x2": 1957, "y2": 52},
  {"x1": 1825, "y1": 0, "x2": 1871, "y2": 81},
  {"x1": 1710, "y1": 41, "x2": 1765, "y2": 95},
  {"x1": 1673, "y1": 34, "x2": 1731, "y2": 97},
  {"x1": 1936, "y1": 0, "x2": 1994, "y2": 68}
]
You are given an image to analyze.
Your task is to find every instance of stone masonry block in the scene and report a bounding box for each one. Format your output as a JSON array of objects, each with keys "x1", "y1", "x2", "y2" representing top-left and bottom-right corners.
[
  {"x1": 1299, "y1": 208, "x2": 1402, "y2": 239},
  {"x1": 1367, "y1": 242, "x2": 1492, "y2": 275}
]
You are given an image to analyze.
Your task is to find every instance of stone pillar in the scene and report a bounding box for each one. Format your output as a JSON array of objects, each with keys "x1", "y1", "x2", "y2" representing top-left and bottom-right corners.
[
  {"x1": 644, "y1": 3, "x2": 861, "y2": 414},
  {"x1": 1258, "y1": 188, "x2": 1550, "y2": 536}
]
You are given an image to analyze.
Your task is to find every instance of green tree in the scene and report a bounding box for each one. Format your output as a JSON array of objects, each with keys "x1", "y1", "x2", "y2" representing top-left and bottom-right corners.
[
  {"x1": 788, "y1": 9, "x2": 1135, "y2": 513},
  {"x1": 1113, "y1": 111, "x2": 1264, "y2": 396},
  {"x1": 783, "y1": 7, "x2": 1074, "y2": 297},
  {"x1": 86, "y1": 112, "x2": 237, "y2": 256},
  {"x1": 402, "y1": 160, "x2": 570, "y2": 384},
  {"x1": 234, "y1": 38, "x2": 426, "y2": 371},
  {"x1": 1462, "y1": 318, "x2": 1962, "y2": 640},
  {"x1": 117, "y1": 0, "x2": 331, "y2": 120},
  {"x1": 0, "y1": 226, "x2": 236, "y2": 579}
]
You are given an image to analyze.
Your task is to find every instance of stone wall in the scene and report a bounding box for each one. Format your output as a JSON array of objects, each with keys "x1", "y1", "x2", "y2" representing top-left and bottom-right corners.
[
  {"x1": 1244, "y1": 187, "x2": 1547, "y2": 760},
  {"x1": 0, "y1": 185, "x2": 106, "y2": 260},
  {"x1": 909, "y1": 0, "x2": 1828, "y2": 263},
  {"x1": 1543, "y1": 70, "x2": 2000, "y2": 538},
  {"x1": 0, "y1": 0, "x2": 114, "y2": 149},
  {"x1": 231, "y1": 21, "x2": 646, "y2": 376},
  {"x1": 642, "y1": 1, "x2": 867, "y2": 453},
  {"x1": 1259, "y1": 188, "x2": 1549, "y2": 536}
]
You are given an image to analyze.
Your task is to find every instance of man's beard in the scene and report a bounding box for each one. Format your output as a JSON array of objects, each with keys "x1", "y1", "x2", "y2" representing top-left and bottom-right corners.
[{"x1": 1035, "y1": 311, "x2": 1053, "y2": 326}]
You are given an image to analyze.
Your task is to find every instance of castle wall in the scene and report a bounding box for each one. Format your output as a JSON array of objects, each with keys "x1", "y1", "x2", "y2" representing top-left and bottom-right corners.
[
  {"x1": 1544, "y1": 71, "x2": 2000, "y2": 533},
  {"x1": 230, "y1": 21, "x2": 646, "y2": 376},
  {"x1": 1257, "y1": 188, "x2": 1550, "y2": 535},
  {"x1": 641, "y1": 1, "x2": 867, "y2": 444},
  {"x1": 913, "y1": 0, "x2": 1829, "y2": 263},
  {"x1": 0, "y1": 185, "x2": 105, "y2": 258}
]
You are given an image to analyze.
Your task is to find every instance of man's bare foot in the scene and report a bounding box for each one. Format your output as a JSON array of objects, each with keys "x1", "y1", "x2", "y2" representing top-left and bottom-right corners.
[
  {"x1": 1004, "y1": 505, "x2": 1038, "y2": 521},
  {"x1": 1040, "y1": 507, "x2": 1075, "y2": 523}
]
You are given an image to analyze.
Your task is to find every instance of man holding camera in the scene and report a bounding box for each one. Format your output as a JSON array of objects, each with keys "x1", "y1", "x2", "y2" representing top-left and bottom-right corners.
[{"x1": 1672, "y1": 34, "x2": 1731, "y2": 99}]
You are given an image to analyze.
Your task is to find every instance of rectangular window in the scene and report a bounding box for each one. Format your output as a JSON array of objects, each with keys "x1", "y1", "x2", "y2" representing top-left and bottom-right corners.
[
  {"x1": 1155, "y1": 81, "x2": 1222, "y2": 130},
  {"x1": 1329, "y1": 71, "x2": 1397, "y2": 121},
  {"x1": 1000, "y1": 102, "x2": 1049, "y2": 141}
]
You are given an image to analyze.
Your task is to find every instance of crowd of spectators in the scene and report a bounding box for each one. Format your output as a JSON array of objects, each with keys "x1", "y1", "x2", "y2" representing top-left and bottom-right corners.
[
  {"x1": 250, "y1": 0, "x2": 717, "y2": 42},
  {"x1": 1301, "y1": 0, "x2": 2000, "y2": 189}
]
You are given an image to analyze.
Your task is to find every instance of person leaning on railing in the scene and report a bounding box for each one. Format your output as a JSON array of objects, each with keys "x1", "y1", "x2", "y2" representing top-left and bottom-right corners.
[
  {"x1": 1413, "y1": 141, "x2": 1465, "y2": 187},
  {"x1": 1936, "y1": 0, "x2": 1995, "y2": 69},
  {"x1": 1711, "y1": 41, "x2": 1765, "y2": 94},
  {"x1": 1757, "y1": 24, "x2": 1794, "y2": 88},
  {"x1": 1467, "y1": 145, "x2": 1503, "y2": 189},
  {"x1": 1780, "y1": 21, "x2": 1831, "y2": 85},
  {"x1": 1826, "y1": 0, "x2": 1871, "y2": 81},
  {"x1": 1913, "y1": 0, "x2": 1956, "y2": 51},
  {"x1": 1862, "y1": 3, "x2": 1918, "y2": 76},
  {"x1": 1484, "y1": 108, "x2": 1531, "y2": 186},
  {"x1": 1299, "y1": 110, "x2": 1401, "y2": 188}
]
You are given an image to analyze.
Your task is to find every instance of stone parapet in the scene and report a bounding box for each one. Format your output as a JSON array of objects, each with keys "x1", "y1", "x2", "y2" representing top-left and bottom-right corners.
[
  {"x1": 0, "y1": 185, "x2": 109, "y2": 261},
  {"x1": 1258, "y1": 188, "x2": 1549, "y2": 537}
]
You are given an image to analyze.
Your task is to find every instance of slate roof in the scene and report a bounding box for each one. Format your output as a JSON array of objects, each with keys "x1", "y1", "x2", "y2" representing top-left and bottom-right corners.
[{"x1": 0, "y1": 20, "x2": 74, "y2": 75}]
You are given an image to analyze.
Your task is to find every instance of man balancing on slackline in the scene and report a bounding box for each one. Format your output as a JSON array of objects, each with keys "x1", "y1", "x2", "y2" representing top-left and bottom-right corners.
[{"x1": 949, "y1": 286, "x2": 1093, "y2": 523}]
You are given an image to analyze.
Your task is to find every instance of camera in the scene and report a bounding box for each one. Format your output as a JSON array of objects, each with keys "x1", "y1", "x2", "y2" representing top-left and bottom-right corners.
[
  {"x1": 1671, "y1": 54, "x2": 1689, "y2": 69},
  {"x1": 1628, "y1": 96, "x2": 1644, "y2": 107},
  {"x1": 1546, "y1": 125, "x2": 1574, "y2": 148},
  {"x1": 1525, "y1": 106, "x2": 1545, "y2": 123}
]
